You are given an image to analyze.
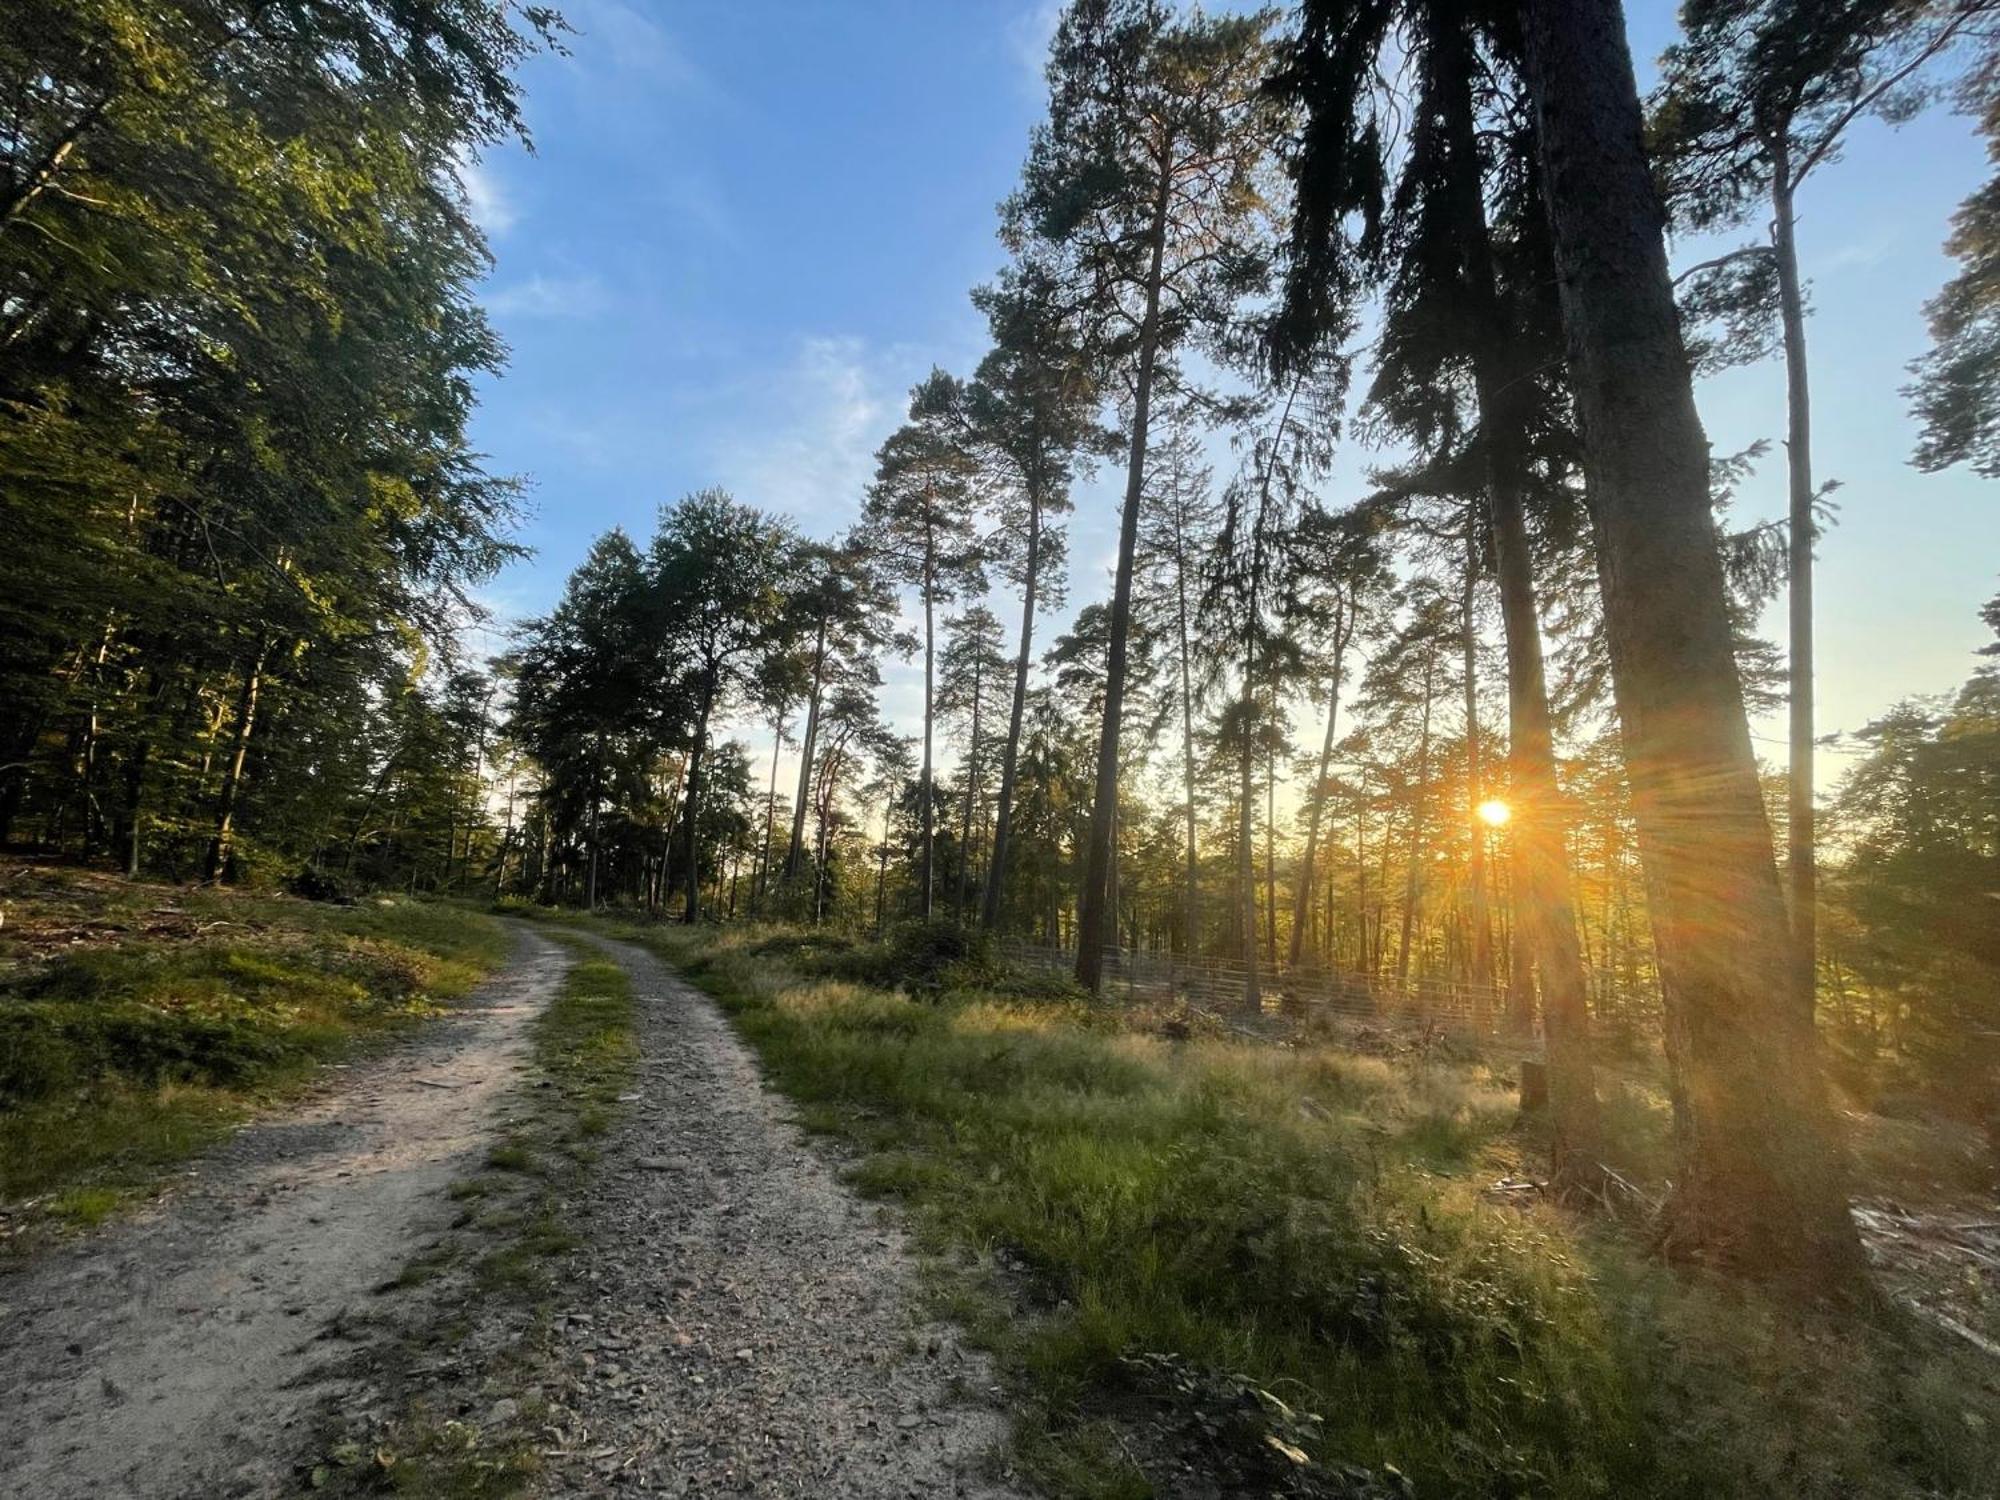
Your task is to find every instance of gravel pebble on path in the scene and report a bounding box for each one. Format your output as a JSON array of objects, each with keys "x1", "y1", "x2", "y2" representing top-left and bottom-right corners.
[{"x1": 540, "y1": 932, "x2": 1029, "y2": 1499}]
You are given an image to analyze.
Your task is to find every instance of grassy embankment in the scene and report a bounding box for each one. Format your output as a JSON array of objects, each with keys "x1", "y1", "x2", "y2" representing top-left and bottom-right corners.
[
  {"x1": 312, "y1": 931, "x2": 640, "y2": 1497},
  {"x1": 0, "y1": 861, "x2": 510, "y2": 1239},
  {"x1": 579, "y1": 915, "x2": 1997, "y2": 1500}
]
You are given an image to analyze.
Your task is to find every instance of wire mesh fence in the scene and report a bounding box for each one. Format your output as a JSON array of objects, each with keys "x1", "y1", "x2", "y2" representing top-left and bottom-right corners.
[{"x1": 997, "y1": 939, "x2": 1524, "y2": 1042}]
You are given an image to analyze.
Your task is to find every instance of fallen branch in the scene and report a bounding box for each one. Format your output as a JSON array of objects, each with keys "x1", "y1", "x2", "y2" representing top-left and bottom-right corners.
[{"x1": 1903, "y1": 1297, "x2": 2000, "y2": 1363}]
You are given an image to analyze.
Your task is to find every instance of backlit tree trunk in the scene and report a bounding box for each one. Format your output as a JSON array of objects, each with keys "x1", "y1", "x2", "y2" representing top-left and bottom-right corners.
[
  {"x1": 1432, "y1": 12, "x2": 1600, "y2": 1177},
  {"x1": 1289, "y1": 611, "x2": 1349, "y2": 968},
  {"x1": 983, "y1": 489, "x2": 1041, "y2": 929},
  {"x1": 1772, "y1": 157, "x2": 1817, "y2": 1021},
  {"x1": 1518, "y1": 0, "x2": 1861, "y2": 1289},
  {"x1": 1076, "y1": 178, "x2": 1171, "y2": 992}
]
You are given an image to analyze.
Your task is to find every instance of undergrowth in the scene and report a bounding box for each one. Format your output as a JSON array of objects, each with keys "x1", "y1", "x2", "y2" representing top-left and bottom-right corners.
[
  {"x1": 0, "y1": 886, "x2": 508, "y2": 1238},
  {"x1": 592, "y1": 918, "x2": 2000, "y2": 1500}
]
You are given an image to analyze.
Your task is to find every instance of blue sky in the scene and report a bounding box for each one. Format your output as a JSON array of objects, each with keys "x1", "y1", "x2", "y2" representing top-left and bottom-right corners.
[{"x1": 464, "y1": 0, "x2": 1999, "y2": 788}]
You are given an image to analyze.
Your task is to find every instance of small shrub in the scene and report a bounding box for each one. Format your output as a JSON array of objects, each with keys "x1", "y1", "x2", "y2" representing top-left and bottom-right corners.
[
  {"x1": 820, "y1": 919, "x2": 999, "y2": 996},
  {"x1": 287, "y1": 865, "x2": 357, "y2": 904}
]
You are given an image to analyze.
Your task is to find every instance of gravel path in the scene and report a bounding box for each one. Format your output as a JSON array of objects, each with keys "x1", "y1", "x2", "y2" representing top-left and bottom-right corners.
[
  {"x1": 0, "y1": 924, "x2": 569, "y2": 1500},
  {"x1": 537, "y1": 931, "x2": 1027, "y2": 1498}
]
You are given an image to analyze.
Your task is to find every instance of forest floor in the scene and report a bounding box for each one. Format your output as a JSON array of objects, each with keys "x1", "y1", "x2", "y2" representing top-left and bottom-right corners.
[
  {"x1": 0, "y1": 920, "x2": 568, "y2": 1497},
  {"x1": 4, "y1": 880, "x2": 1996, "y2": 1499}
]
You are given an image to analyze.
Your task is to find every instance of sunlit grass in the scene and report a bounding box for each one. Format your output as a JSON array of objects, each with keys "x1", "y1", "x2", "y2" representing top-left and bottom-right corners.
[{"x1": 597, "y1": 917, "x2": 2000, "y2": 1500}]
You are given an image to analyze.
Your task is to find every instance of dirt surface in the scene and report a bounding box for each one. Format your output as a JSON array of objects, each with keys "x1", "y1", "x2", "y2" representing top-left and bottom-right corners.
[
  {"x1": 535, "y1": 930, "x2": 1027, "y2": 1498},
  {"x1": 0, "y1": 924, "x2": 569, "y2": 1499}
]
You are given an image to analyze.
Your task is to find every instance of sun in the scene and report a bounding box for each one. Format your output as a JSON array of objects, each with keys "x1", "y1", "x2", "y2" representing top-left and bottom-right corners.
[{"x1": 1476, "y1": 798, "x2": 1512, "y2": 828}]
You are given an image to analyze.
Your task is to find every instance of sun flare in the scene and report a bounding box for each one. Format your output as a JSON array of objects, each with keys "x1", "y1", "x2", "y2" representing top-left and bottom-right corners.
[{"x1": 1476, "y1": 798, "x2": 1512, "y2": 828}]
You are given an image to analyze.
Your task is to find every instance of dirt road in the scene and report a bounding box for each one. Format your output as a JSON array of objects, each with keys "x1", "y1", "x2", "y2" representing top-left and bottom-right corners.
[
  {"x1": 533, "y1": 930, "x2": 1025, "y2": 1498},
  {"x1": 0, "y1": 923, "x2": 1027, "y2": 1498},
  {"x1": 0, "y1": 925, "x2": 570, "y2": 1499}
]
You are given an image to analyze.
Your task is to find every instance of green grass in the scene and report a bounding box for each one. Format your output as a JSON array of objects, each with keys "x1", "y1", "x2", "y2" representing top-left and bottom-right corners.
[
  {"x1": 0, "y1": 890, "x2": 510, "y2": 1236},
  {"x1": 318, "y1": 936, "x2": 639, "y2": 1499},
  {"x1": 589, "y1": 919, "x2": 2000, "y2": 1500}
]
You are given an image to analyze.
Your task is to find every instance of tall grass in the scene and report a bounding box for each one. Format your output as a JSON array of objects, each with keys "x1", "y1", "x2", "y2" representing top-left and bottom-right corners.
[{"x1": 603, "y1": 920, "x2": 1999, "y2": 1500}]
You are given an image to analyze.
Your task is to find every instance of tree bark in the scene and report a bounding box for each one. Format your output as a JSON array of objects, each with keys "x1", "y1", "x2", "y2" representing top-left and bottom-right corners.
[
  {"x1": 956, "y1": 650, "x2": 983, "y2": 919},
  {"x1": 1396, "y1": 646, "x2": 1436, "y2": 986},
  {"x1": 1175, "y1": 498, "x2": 1201, "y2": 954},
  {"x1": 1772, "y1": 161, "x2": 1817, "y2": 1022},
  {"x1": 1076, "y1": 177, "x2": 1172, "y2": 992},
  {"x1": 1237, "y1": 715, "x2": 1261, "y2": 1012},
  {"x1": 784, "y1": 618, "x2": 828, "y2": 882},
  {"x1": 876, "y1": 798, "x2": 892, "y2": 937},
  {"x1": 1289, "y1": 614, "x2": 1348, "y2": 969},
  {"x1": 919, "y1": 516, "x2": 937, "y2": 921},
  {"x1": 755, "y1": 713, "x2": 785, "y2": 912},
  {"x1": 983, "y1": 489, "x2": 1042, "y2": 929},
  {"x1": 202, "y1": 640, "x2": 270, "y2": 884},
  {"x1": 1264, "y1": 740, "x2": 1279, "y2": 967},
  {"x1": 1518, "y1": 0, "x2": 1860, "y2": 1290},
  {"x1": 1461, "y1": 510, "x2": 1495, "y2": 993},
  {"x1": 1425, "y1": 6, "x2": 1602, "y2": 1170},
  {"x1": 681, "y1": 681, "x2": 714, "y2": 923}
]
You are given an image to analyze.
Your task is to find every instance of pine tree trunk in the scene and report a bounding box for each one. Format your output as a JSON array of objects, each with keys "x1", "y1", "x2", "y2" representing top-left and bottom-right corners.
[
  {"x1": 1176, "y1": 515, "x2": 1200, "y2": 955},
  {"x1": 1518, "y1": 0, "x2": 1860, "y2": 1290},
  {"x1": 956, "y1": 655, "x2": 981, "y2": 920},
  {"x1": 1773, "y1": 165, "x2": 1817, "y2": 1022},
  {"x1": 1237, "y1": 722, "x2": 1260, "y2": 1012},
  {"x1": 1077, "y1": 178, "x2": 1172, "y2": 992},
  {"x1": 123, "y1": 737, "x2": 148, "y2": 879},
  {"x1": 681, "y1": 682, "x2": 714, "y2": 924},
  {"x1": 984, "y1": 491, "x2": 1041, "y2": 929},
  {"x1": 919, "y1": 518, "x2": 937, "y2": 921},
  {"x1": 755, "y1": 714, "x2": 784, "y2": 911},
  {"x1": 1356, "y1": 803, "x2": 1370, "y2": 975},
  {"x1": 784, "y1": 619, "x2": 828, "y2": 882},
  {"x1": 1462, "y1": 511, "x2": 1495, "y2": 993},
  {"x1": 1423, "y1": 0, "x2": 1602, "y2": 1178},
  {"x1": 1264, "y1": 740, "x2": 1278, "y2": 967},
  {"x1": 1396, "y1": 648, "x2": 1435, "y2": 986},
  {"x1": 876, "y1": 800, "x2": 891, "y2": 936},
  {"x1": 1289, "y1": 619, "x2": 1347, "y2": 968}
]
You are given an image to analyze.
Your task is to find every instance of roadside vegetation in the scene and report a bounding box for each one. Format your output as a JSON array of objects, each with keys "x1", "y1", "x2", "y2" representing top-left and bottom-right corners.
[
  {"x1": 311, "y1": 932, "x2": 639, "y2": 1497},
  {"x1": 584, "y1": 916, "x2": 1998, "y2": 1500},
  {"x1": 0, "y1": 860, "x2": 509, "y2": 1241}
]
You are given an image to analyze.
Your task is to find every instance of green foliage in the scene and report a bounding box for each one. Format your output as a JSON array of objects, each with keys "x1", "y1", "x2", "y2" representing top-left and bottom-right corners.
[
  {"x1": 504, "y1": 492, "x2": 802, "y2": 916},
  {"x1": 1828, "y1": 646, "x2": 2000, "y2": 1137},
  {"x1": 817, "y1": 918, "x2": 1001, "y2": 996},
  {"x1": 0, "y1": 0, "x2": 555, "y2": 888}
]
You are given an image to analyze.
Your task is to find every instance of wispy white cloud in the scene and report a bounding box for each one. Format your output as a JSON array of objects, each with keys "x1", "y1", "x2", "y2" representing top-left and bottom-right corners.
[
  {"x1": 559, "y1": 0, "x2": 716, "y2": 97},
  {"x1": 1006, "y1": 0, "x2": 1063, "y2": 87},
  {"x1": 457, "y1": 152, "x2": 518, "y2": 236},
  {"x1": 486, "y1": 272, "x2": 613, "y2": 320},
  {"x1": 1815, "y1": 237, "x2": 1896, "y2": 275},
  {"x1": 715, "y1": 335, "x2": 908, "y2": 530}
]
